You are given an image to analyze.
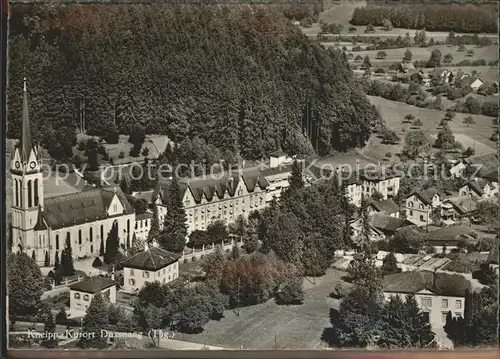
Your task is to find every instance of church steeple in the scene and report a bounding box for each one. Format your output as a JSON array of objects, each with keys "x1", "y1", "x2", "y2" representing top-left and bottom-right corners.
[{"x1": 20, "y1": 77, "x2": 33, "y2": 163}]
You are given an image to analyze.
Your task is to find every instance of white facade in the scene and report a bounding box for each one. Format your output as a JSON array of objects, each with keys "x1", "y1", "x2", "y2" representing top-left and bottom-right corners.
[
  {"x1": 384, "y1": 290, "x2": 465, "y2": 330},
  {"x1": 69, "y1": 283, "x2": 116, "y2": 318},
  {"x1": 123, "y1": 261, "x2": 179, "y2": 293},
  {"x1": 10, "y1": 82, "x2": 137, "y2": 266}
]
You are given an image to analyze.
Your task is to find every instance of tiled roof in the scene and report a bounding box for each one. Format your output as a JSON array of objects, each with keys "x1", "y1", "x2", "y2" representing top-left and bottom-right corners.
[
  {"x1": 69, "y1": 276, "x2": 116, "y2": 294},
  {"x1": 121, "y1": 246, "x2": 181, "y2": 271},
  {"x1": 407, "y1": 188, "x2": 440, "y2": 205},
  {"x1": 160, "y1": 173, "x2": 268, "y2": 205},
  {"x1": 136, "y1": 212, "x2": 153, "y2": 221},
  {"x1": 383, "y1": 270, "x2": 471, "y2": 297},
  {"x1": 444, "y1": 196, "x2": 478, "y2": 215},
  {"x1": 487, "y1": 245, "x2": 499, "y2": 265},
  {"x1": 370, "y1": 199, "x2": 399, "y2": 214},
  {"x1": 466, "y1": 180, "x2": 484, "y2": 195},
  {"x1": 424, "y1": 225, "x2": 478, "y2": 243},
  {"x1": 269, "y1": 149, "x2": 287, "y2": 157},
  {"x1": 42, "y1": 186, "x2": 134, "y2": 230},
  {"x1": 465, "y1": 153, "x2": 498, "y2": 177},
  {"x1": 370, "y1": 214, "x2": 413, "y2": 233}
]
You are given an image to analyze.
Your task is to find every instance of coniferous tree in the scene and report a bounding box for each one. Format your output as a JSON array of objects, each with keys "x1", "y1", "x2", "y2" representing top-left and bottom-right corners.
[
  {"x1": 77, "y1": 293, "x2": 109, "y2": 349},
  {"x1": 60, "y1": 236, "x2": 75, "y2": 277},
  {"x1": 147, "y1": 203, "x2": 160, "y2": 244},
  {"x1": 281, "y1": 159, "x2": 304, "y2": 203},
  {"x1": 44, "y1": 251, "x2": 50, "y2": 267},
  {"x1": 104, "y1": 223, "x2": 120, "y2": 264},
  {"x1": 381, "y1": 252, "x2": 401, "y2": 276},
  {"x1": 158, "y1": 176, "x2": 187, "y2": 252},
  {"x1": 41, "y1": 307, "x2": 58, "y2": 348},
  {"x1": 99, "y1": 238, "x2": 105, "y2": 256}
]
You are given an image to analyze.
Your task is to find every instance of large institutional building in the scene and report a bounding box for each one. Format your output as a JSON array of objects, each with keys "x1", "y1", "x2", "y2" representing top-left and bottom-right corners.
[{"x1": 10, "y1": 80, "x2": 137, "y2": 266}]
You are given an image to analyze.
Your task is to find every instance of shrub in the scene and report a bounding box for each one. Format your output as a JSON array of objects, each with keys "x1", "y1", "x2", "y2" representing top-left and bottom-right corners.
[
  {"x1": 385, "y1": 152, "x2": 392, "y2": 158},
  {"x1": 330, "y1": 282, "x2": 350, "y2": 299},
  {"x1": 118, "y1": 151, "x2": 125, "y2": 159},
  {"x1": 275, "y1": 277, "x2": 304, "y2": 305},
  {"x1": 191, "y1": 256, "x2": 196, "y2": 262}
]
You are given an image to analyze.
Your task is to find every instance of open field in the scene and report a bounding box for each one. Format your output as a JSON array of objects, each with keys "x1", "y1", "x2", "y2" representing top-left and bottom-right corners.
[
  {"x1": 345, "y1": 45, "x2": 498, "y2": 69},
  {"x1": 75, "y1": 134, "x2": 170, "y2": 166},
  {"x1": 429, "y1": 133, "x2": 496, "y2": 156},
  {"x1": 361, "y1": 96, "x2": 496, "y2": 162},
  {"x1": 302, "y1": 2, "x2": 497, "y2": 41},
  {"x1": 174, "y1": 268, "x2": 347, "y2": 350}
]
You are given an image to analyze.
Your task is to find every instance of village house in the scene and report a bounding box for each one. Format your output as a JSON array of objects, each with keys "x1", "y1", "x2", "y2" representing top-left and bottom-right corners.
[
  {"x1": 404, "y1": 188, "x2": 443, "y2": 227},
  {"x1": 470, "y1": 78, "x2": 485, "y2": 92},
  {"x1": 368, "y1": 199, "x2": 400, "y2": 217},
  {"x1": 350, "y1": 214, "x2": 413, "y2": 241},
  {"x1": 424, "y1": 225, "x2": 479, "y2": 254},
  {"x1": 360, "y1": 167, "x2": 401, "y2": 203},
  {"x1": 441, "y1": 196, "x2": 478, "y2": 225},
  {"x1": 68, "y1": 276, "x2": 117, "y2": 318},
  {"x1": 430, "y1": 68, "x2": 454, "y2": 84},
  {"x1": 382, "y1": 271, "x2": 470, "y2": 330},
  {"x1": 487, "y1": 245, "x2": 499, "y2": 274},
  {"x1": 459, "y1": 179, "x2": 499, "y2": 199},
  {"x1": 121, "y1": 244, "x2": 181, "y2": 293},
  {"x1": 449, "y1": 160, "x2": 467, "y2": 178},
  {"x1": 464, "y1": 152, "x2": 498, "y2": 179}
]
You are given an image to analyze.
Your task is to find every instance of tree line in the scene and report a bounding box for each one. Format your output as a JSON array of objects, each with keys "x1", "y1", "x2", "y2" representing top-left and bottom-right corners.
[
  {"x1": 350, "y1": 4, "x2": 497, "y2": 33},
  {"x1": 8, "y1": 4, "x2": 379, "y2": 161}
]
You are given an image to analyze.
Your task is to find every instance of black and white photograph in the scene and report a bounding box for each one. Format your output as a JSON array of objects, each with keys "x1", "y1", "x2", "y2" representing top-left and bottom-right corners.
[{"x1": 3, "y1": 0, "x2": 499, "y2": 353}]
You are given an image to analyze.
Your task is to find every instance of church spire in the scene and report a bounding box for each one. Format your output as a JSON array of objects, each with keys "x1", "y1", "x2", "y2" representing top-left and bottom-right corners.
[{"x1": 21, "y1": 77, "x2": 33, "y2": 163}]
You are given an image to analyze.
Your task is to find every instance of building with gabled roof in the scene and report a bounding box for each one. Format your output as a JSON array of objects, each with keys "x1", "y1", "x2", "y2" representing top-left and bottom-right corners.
[
  {"x1": 383, "y1": 271, "x2": 470, "y2": 330},
  {"x1": 369, "y1": 199, "x2": 400, "y2": 217},
  {"x1": 10, "y1": 79, "x2": 137, "y2": 266},
  {"x1": 404, "y1": 188, "x2": 443, "y2": 227},
  {"x1": 121, "y1": 244, "x2": 181, "y2": 293},
  {"x1": 69, "y1": 276, "x2": 117, "y2": 318}
]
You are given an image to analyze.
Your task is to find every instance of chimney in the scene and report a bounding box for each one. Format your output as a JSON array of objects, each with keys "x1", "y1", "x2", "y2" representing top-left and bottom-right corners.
[{"x1": 433, "y1": 268, "x2": 437, "y2": 290}]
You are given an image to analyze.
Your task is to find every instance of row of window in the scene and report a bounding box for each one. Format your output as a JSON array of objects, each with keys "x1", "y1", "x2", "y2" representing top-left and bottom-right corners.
[
  {"x1": 74, "y1": 292, "x2": 91, "y2": 301},
  {"x1": 14, "y1": 178, "x2": 39, "y2": 208},
  {"x1": 421, "y1": 297, "x2": 462, "y2": 309},
  {"x1": 129, "y1": 266, "x2": 175, "y2": 278},
  {"x1": 128, "y1": 273, "x2": 177, "y2": 286},
  {"x1": 407, "y1": 201, "x2": 426, "y2": 209},
  {"x1": 442, "y1": 312, "x2": 462, "y2": 323}
]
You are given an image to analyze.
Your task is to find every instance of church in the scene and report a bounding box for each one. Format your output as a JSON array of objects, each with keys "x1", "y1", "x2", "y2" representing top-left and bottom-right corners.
[{"x1": 10, "y1": 80, "x2": 137, "y2": 266}]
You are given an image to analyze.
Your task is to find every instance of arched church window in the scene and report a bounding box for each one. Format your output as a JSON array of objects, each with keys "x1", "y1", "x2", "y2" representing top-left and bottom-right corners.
[
  {"x1": 90, "y1": 228, "x2": 93, "y2": 243},
  {"x1": 78, "y1": 229, "x2": 82, "y2": 245},
  {"x1": 19, "y1": 181, "x2": 23, "y2": 207},
  {"x1": 127, "y1": 219, "x2": 130, "y2": 233},
  {"x1": 34, "y1": 179, "x2": 39, "y2": 206},
  {"x1": 28, "y1": 180, "x2": 33, "y2": 207},
  {"x1": 100, "y1": 225, "x2": 104, "y2": 240},
  {"x1": 15, "y1": 180, "x2": 19, "y2": 206},
  {"x1": 56, "y1": 235, "x2": 60, "y2": 250}
]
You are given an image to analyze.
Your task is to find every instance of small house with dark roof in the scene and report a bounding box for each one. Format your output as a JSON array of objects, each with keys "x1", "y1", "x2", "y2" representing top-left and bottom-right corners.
[
  {"x1": 441, "y1": 196, "x2": 478, "y2": 225},
  {"x1": 459, "y1": 179, "x2": 498, "y2": 199},
  {"x1": 424, "y1": 225, "x2": 479, "y2": 253},
  {"x1": 121, "y1": 244, "x2": 181, "y2": 293},
  {"x1": 370, "y1": 214, "x2": 414, "y2": 237},
  {"x1": 9, "y1": 79, "x2": 137, "y2": 267},
  {"x1": 404, "y1": 188, "x2": 443, "y2": 227},
  {"x1": 383, "y1": 271, "x2": 470, "y2": 330},
  {"x1": 369, "y1": 199, "x2": 400, "y2": 218},
  {"x1": 69, "y1": 276, "x2": 117, "y2": 318}
]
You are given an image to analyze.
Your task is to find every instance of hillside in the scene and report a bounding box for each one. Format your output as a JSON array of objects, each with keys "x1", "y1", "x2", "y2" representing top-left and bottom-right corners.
[{"x1": 8, "y1": 4, "x2": 380, "y2": 161}]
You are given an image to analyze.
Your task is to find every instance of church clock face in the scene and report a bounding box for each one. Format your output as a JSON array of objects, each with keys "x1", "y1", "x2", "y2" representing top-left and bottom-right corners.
[
  {"x1": 30, "y1": 161, "x2": 36, "y2": 169},
  {"x1": 15, "y1": 161, "x2": 20, "y2": 169}
]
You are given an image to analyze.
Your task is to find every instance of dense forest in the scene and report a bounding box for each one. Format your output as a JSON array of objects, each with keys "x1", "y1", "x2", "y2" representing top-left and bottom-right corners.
[
  {"x1": 8, "y1": 4, "x2": 379, "y2": 160},
  {"x1": 351, "y1": 4, "x2": 498, "y2": 33}
]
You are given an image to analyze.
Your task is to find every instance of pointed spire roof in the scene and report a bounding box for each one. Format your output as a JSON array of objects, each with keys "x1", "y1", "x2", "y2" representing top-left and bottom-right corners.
[
  {"x1": 20, "y1": 77, "x2": 33, "y2": 163},
  {"x1": 34, "y1": 204, "x2": 47, "y2": 231}
]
